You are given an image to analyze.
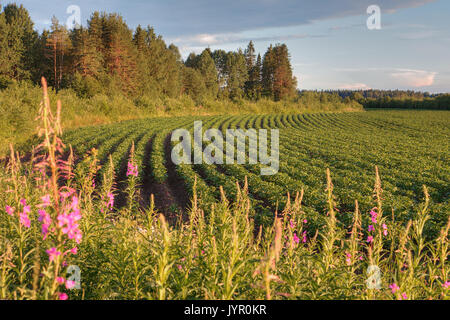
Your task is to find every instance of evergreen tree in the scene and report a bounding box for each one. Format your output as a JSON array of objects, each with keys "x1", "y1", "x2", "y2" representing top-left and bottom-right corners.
[
  {"x1": 102, "y1": 13, "x2": 138, "y2": 95},
  {"x1": 133, "y1": 26, "x2": 182, "y2": 97},
  {"x1": 181, "y1": 66, "x2": 207, "y2": 102},
  {"x1": 262, "y1": 45, "x2": 275, "y2": 98},
  {"x1": 211, "y1": 49, "x2": 228, "y2": 92},
  {"x1": 262, "y1": 44, "x2": 297, "y2": 100},
  {"x1": 185, "y1": 52, "x2": 199, "y2": 69},
  {"x1": 0, "y1": 8, "x2": 13, "y2": 85},
  {"x1": 225, "y1": 50, "x2": 248, "y2": 99},
  {"x1": 244, "y1": 41, "x2": 262, "y2": 100},
  {"x1": 196, "y1": 49, "x2": 218, "y2": 98},
  {"x1": 168, "y1": 44, "x2": 182, "y2": 63},
  {"x1": 254, "y1": 53, "x2": 263, "y2": 99},
  {"x1": 71, "y1": 26, "x2": 103, "y2": 77},
  {"x1": 45, "y1": 17, "x2": 71, "y2": 92},
  {"x1": 0, "y1": 3, "x2": 38, "y2": 81},
  {"x1": 244, "y1": 41, "x2": 256, "y2": 72}
]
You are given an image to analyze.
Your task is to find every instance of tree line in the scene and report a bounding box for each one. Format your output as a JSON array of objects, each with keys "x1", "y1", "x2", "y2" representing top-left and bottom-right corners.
[{"x1": 0, "y1": 4, "x2": 297, "y2": 102}]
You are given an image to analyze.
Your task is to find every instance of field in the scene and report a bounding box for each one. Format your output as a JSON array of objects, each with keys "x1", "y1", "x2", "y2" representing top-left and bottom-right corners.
[
  {"x1": 1, "y1": 94, "x2": 449, "y2": 300},
  {"x1": 62, "y1": 110, "x2": 449, "y2": 234}
]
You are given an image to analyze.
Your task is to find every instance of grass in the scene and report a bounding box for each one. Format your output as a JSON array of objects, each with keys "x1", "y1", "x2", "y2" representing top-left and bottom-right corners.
[
  {"x1": 0, "y1": 80, "x2": 448, "y2": 300},
  {"x1": 0, "y1": 81, "x2": 362, "y2": 157}
]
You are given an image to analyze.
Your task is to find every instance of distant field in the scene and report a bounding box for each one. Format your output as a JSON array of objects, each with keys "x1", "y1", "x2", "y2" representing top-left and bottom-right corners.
[{"x1": 62, "y1": 110, "x2": 449, "y2": 235}]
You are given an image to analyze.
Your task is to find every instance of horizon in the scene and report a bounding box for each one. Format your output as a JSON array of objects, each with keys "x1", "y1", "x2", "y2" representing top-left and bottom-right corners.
[{"x1": 5, "y1": 0, "x2": 450, "y2": 93}]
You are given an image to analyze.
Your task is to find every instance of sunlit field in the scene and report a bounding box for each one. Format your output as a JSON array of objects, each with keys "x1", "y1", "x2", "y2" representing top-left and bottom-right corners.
[{"x1": 1, "y1": 81, "x2": 448, "y2": 300}]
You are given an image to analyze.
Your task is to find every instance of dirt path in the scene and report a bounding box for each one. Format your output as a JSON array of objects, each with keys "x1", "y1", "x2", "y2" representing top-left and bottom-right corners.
[{"x1": 139, "y1": 134, "x2": 189, "y2": 222}]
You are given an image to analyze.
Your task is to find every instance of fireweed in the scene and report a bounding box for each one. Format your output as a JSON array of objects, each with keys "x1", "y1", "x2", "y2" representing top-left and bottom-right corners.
[{"x1": 0, "y1": 79, "x2": 448, "y2": 300}]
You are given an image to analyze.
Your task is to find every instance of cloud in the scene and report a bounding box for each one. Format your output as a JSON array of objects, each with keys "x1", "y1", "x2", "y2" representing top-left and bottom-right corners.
[
  {"x1": 390, "y1": 69, "x2": 437, "y2": 87},
  {"x1": 396, "y1": 30, "x2": 437, "y2": 40},
  {"x1": 338, "y1": 83, "x2": 371, "y2": 90},
  {"x1": 331, "y1": 67, "x2": 438, "y2": 89},
  {"x1": 170, "y1": 32, "x2": 325, "y2": 48},
  {"x1": 16, "y1": 0, "x2": 436, "y2": 36}
]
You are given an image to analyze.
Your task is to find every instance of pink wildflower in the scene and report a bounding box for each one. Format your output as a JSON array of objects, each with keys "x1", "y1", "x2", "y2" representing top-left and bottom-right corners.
[
  {"x1": 56, "y1": 277, "x2": 65, "y2": 285},
  {"x1": 57, "y1": 196, "x2": 82, "y2": 244},
  {"x1": 38, "y1": 209, "x2": 52, "y2": 239},
  {"x1": 367, "y1": 236, "x2": 374, "y2": 243},
  {"x1": 389, "y1": 283, "x2": 400, "y2": 293},
  {"x1": 443, "y1": 282, "x2": 450, "y2": 289},
  {"x1": 5, "y1": 205, "x2": 15, "y2": 216},
  {"x1": 46, "y1": 247, "x2": 61, "y2": 262},
  {"x1": 58, "y1": 292, "x2": 68, "y2": 300},
  {"x1": 382, "y1": 224, "x2": 388, "y2": 236},
  {"x1": 65, "y1": 280, "x2": 76, "y2": 290},
  {"x1": 303, "y1": 219, "x2": 308, "y2": 224},
  {"x1": 302, "y1": 231, "x2": 307, "y2": 243},
  {"x1": 59, "y1": 188, "x2": 75, "y2": 200},
  {"x1": 20, "y1": 205, "x2": 31, "y2": 228},
  {"x1": 126, "y1": 161, "x2": 138, "y2": 177},
  {"x1": 71, "y1": 247, "x2": 78, "y2": 255},
  {"x1": 368, "y1": 225, "x2": 375, "y2": 232},
  {"x1": 345, "y1": 252, "x2": 352, "y2": 265},
  {"x1": 289, "y1": 219, "x2": 295, "y2": 229},
  {"x1": 401, "y1": 293, "x2": 408, "y2": 300},
  {"x1": 293, "y1": 233, "x2": 300, "y2": 244},
  {"x1": 369, "y1": 210, "x2": 378, "y2": 224},
  {"x1": 40, "y1": 195, "x2": 51, "y2": 208},
  {"x1": 107, "y1": 193, "x2": 114, "y2": 210}
]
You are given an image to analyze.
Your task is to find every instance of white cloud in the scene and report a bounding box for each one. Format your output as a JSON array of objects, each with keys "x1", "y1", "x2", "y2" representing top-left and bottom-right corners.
[
  {"x1": 338, "y1": 83, "x2": 371, "y2": 90},
  {"x1": 170, "y1": 32, "x2": 316, "y2": 48},
  {"x1": 390, "y1": 69, "x2": 437, "y2": 87}
]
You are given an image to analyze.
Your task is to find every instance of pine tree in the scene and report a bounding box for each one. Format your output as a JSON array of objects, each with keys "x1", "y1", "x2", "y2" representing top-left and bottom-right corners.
[
  {"x1": 102, "y1": 13, "x2": 138, "y2": 95},
  {"x1": 181, "y1": 66, "x2": 207, "y2": 102},
  {"x1": 211, "y1": 49, "x2": 228, "y2": 92},
  {"x1": 262, "y1": 45, "x2": 275, "y2": 98},
  {"x1": 196, "y1": 49, "x2": 218, "y2": 98},
  {"x1": 71, "y1": 26, "x2": 103, "y2": 77},
  {"x1": 0, "y1": 3, "x2": 38, "y2": 81},
  {"x1": 45, "y1": 16, "x2": 71, "y2": 92},
  {"x1": 253, "y1": 53, "x2": 263, "y2": 100},
  {"x1": 225, "y1": 50, "x2": 248, "y2": 99},
  {"x1": 244, "y1": 41, "x2": 256, "y2": 72},
  {"x1": 262, "y1": 44, "x2": 297, "y2": 100},
  {"x1": 133, "y1": 26, "x2": 182, "y2": 97},
  {"x1": 185, "y1": 52, "x2": 199, "y2": 69},
  {"x1": 272, "y1": 44, "x2": 297, "y2": 100},
  {"x1": 244, "y1": 41, "x2": 262, "y2": 100},
  {"x1": 0, "y1": 9, "x2": 13, "y2": 83}
]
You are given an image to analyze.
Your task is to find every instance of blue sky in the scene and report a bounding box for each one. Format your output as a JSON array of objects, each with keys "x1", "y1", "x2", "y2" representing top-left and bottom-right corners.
[{"x1": 8, "y1": 0, "x2": 450, "y2": 92}]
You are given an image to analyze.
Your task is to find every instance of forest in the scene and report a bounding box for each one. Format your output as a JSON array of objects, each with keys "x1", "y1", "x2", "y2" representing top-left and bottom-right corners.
[{"x1": 0, "y1": 4, "x2": 298, "y2": 101}]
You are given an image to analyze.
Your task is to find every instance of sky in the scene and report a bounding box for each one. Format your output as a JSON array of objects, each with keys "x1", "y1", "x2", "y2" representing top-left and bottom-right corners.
[{"x1": 8, "y1": 0, "x2": 450, "y2": 93}]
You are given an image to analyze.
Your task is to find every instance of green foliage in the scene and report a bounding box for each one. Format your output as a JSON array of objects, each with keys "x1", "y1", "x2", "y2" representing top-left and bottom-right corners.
[
  {"x1": 0, "y1": 3, "x2": 38, "y2": 81},
  {"x1": 0, "y1": 88, "x2": 448, "y2": 300},
  {"x1": 262, "y1": 44, "x2": 297, "y2": 101}
]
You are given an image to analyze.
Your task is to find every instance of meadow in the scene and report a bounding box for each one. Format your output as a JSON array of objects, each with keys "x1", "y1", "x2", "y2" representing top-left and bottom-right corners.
[{"x1": 0, "y1": 81, "x2": 448, "y2": 300}]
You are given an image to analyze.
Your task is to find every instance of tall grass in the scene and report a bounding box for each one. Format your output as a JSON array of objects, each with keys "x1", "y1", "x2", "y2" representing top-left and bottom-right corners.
[{"x1": 0, "y1": 80, "x2": 447, "y2": 300}]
